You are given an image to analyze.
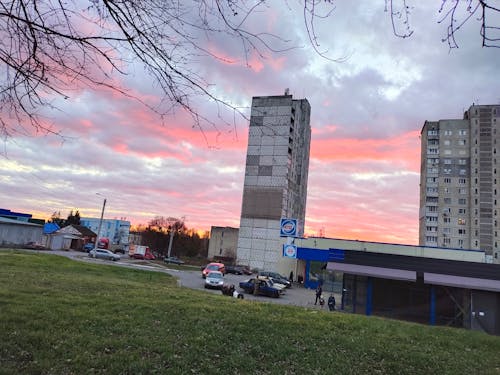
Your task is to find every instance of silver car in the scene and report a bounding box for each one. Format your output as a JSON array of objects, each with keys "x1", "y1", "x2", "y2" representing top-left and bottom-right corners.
[
  {"x1": 88, "y1": 249, "x2": 120, "y2": 261},
  {"x1": 204, "y1": 271, "x2": 224, "y2": 289}
]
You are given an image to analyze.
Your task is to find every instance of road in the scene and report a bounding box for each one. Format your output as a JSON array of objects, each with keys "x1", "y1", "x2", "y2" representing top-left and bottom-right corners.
[{"x1": 21, "y1": 249, "x2": 336, "y2": 310}]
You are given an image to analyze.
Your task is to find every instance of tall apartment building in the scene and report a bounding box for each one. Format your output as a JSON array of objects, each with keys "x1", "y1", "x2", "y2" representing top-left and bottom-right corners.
[
  {"x1": 236, "y1": 93, "x2": 311, "y2": 271},
  {"x1": 419, "y1": 104, "x2": 500, "y2": 263}
]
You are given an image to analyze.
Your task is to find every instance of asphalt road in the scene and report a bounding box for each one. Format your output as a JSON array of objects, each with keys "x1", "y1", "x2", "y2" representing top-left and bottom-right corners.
[{"x1": 19, "y1": 249, "x2": 336, "y2": 310}]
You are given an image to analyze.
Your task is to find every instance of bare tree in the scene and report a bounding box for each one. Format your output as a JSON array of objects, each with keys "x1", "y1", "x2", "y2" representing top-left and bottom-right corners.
[
  {"x1": 1, "y1": 1, "x2": 498, "y2": 139},
  {"x1": 386, "y1": 0, "x2": 500, "y2": 49}
]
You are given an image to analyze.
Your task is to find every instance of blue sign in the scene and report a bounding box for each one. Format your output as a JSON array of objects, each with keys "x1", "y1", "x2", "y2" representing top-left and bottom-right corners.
[
  {"x1": 283, "y1": 244, "x2": 297, "y2": 258},
  {"x1": 280, "y1": 218, "x2": 298, "y2": 237}
]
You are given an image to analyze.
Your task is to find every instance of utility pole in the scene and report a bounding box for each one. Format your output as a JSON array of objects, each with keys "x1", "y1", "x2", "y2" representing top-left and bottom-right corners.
[{"x1": 94, "y1": 194, "x2": 107, "y2": 255}]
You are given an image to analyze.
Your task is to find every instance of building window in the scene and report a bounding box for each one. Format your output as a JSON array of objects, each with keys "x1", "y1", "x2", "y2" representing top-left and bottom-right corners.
[
  {"x1": 426, "y1": 236, "x2": 437, "y2": 243},
  {"x1": 443, "y1": 140, "x2": 450, "y2": 146},
  {"x1": 428, "y1": 148, "x2": 439, "y2": 154},
  {"x1": 444, "y1": 178, "x2": 452, "y2": 184},
  {"x1": 443, "y1": 168, "x2": 452, "y2": 174},
  {"x1": 458, "y1": 239, "x2": 464, "y2": 247},
  {"x1": 428, "y1": 129, "x2": 439, "y2": 136},
  {"x1": 444, "y1": 150, "x2": 451, "y2": 155},
  {"x1": 458, "y1": 208, "x2": 466, "y2": 214},
  {"x1": 458, "y1": 130, "x2": 467, "y2": 135},
  {"x1": 443, "y1": 228, "x2": 451, "y2": 234},
  {"x1": 459, "y1": 178, "x2": 466, "y2": 184},
  {"x1": 458, "y1": 218, "x2": 466, "y2": 225},
  {"x1": 459, "y1": 169, "x2": 467, "y2": 175},
  {"x1": 443, "y1": 238, "x2": 451, "y2": 245},
  {"x1": 458, "y1": 139, "x2": 466, "y2": 146},
  {"x1": 443, "y1": 130, "x2": 452, "y2": 136},
  {"x1": 458, "y1": 159, "x2": 467, "y2": 165},
  {"x1": 427, "y1": 206, "x2": 438, "y2": 212},
  {"x1": 458, "y1": 198, "x2": 467, "y2": 205},
  {"x1": 444, "y1": 197, "x2": 452, "y2": 204},
  {"x1": 427, "y1": 177, "x2": 437, "y2": 183},
  {"x1": 459, "y1": 188, "x2": 467, "y2": 194},
  {"x1": 444, "y1": 217, "x2": 451, "y2": 223},
  {"x1": 427, "y1": 216, "x2": 438, "y2": 222},
  {"x1": 458, "y1": 229, "x2": 466, "y2": 235},
  {"x1": 443, "y1": 159, "x2": 452, "y2": 164}
]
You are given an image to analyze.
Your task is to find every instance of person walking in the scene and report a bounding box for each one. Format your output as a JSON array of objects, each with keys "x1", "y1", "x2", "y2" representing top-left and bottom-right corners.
[{"x1": 314, "y1": 284, "x2": 322, "y2": 305}]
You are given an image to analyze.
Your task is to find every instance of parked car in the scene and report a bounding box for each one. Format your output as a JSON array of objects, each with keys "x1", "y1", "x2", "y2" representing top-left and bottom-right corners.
[
  {"x1": 239, "y1": 278, "x2": 282, "y2": 298},
  {"x1": 24, "y1": 241, "x2": 46, "y2": 250},
  {"x1": 258, "y1": 271, "x2": 292, "y2": 288},
  {"x1": 204, "y1": 271, "x2": 224, "y2": 289},
  {"x1": 226, "y1": 264, "x2": 252, "y2": 275},
  {"x1": 164, "y1": 256, "x2": 185, "y2": 265},
  {"x1": 83, "y1": 243, "x2": 95, "y2": 252},
  {"x1": 88, "y1": 249, "x2": 120, "y2": 261},
  {"x1": 202, "y1": 262, "x2": 226, "y2": 278}
]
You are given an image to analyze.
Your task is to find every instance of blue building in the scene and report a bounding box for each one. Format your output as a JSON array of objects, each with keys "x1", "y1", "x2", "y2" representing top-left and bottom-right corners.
[{"x1": 80, "y1": 217, "x2": 130, "y2": 250}]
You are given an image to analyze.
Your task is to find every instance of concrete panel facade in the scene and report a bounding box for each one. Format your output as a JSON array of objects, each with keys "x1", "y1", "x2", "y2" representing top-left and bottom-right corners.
[{"x1": 236, "y1": 93, "x2": 311, "y2": 271}]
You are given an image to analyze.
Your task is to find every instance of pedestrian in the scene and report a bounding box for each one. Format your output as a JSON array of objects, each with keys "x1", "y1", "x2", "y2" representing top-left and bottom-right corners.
[
  {"x1": 314, "y1": 284, "x2": 322, "y2": 305},
  {"x1": 328, "y1": 294, "x2": 336, "y2": 311},
  {"x1": 289, "y1": 271, "x2": 294, "y2": 283}
]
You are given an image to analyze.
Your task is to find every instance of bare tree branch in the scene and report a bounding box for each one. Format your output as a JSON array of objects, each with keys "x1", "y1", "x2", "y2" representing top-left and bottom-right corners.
[{"x1": 1, "y1": 1, "x2": 499, "y2": 141}]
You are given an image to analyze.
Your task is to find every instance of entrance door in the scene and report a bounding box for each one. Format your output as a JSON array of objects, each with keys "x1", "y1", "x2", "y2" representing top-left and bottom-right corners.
[{"x1": 471, "y1": 291, "x2": 500, "y2": 335}]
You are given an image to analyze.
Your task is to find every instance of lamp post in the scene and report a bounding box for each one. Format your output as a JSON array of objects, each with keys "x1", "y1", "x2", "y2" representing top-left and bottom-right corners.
[{"x1": 94, "y1": 194, "x2": 107, "y2": 255}]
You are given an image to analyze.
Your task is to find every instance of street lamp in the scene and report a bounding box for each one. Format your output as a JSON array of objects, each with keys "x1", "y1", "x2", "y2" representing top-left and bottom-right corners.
[{"x1": 94, "y1": 193, "x2": 107, "y2": 254}]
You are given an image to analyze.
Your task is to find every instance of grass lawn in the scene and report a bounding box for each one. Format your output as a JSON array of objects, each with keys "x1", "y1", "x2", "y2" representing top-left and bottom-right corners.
[{"x1": 1, "y1": 251, "x2": 500, "y2": 374}]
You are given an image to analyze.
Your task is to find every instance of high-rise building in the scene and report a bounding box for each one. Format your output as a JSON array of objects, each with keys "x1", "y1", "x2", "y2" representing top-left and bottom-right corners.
[
  {"x1": 236, "y1": 93, "x2": 311, "y2": 271},
  {"x1": 419, "y1": 104, "x2": 500, "y2": 263}
]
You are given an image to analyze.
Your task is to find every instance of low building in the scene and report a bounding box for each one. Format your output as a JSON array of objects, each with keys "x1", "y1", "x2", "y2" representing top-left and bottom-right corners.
[
  {"x1": 208, "y1": 226, "x2": 239, "y2": 263},
  {"x1": 47, "y1": 225, "x2": 97, "y2": 251},
  {"x1": 283, "y1": 237, "x2": 500, "y2": 335},
  {"x1": 0, "y1": 217, "x2": 43, "y2": 247}
]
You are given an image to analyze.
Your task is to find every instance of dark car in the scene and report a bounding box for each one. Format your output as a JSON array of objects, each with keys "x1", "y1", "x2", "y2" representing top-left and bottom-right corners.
[
  {"x1": 258, "y1": 271, "x2": 291, "y2": 288},
  {"x1": 225, "y1": 265, "x2": 244, "y2": 275},
  {"x1": 239, "y1": 278, "x2": 281, "y2": 298},
  {"x1": 83, "y1": 243, "x2": 95, "y2": 252},
  {"x1": 25, "y1": 241, "x2": 46, "y2": 250},
  {"x1": 226, "y1": 265, "x2": 252, "y2": 275},
  {"x1": 164, "y1": 256, "x2": 185, "y2": 265}
]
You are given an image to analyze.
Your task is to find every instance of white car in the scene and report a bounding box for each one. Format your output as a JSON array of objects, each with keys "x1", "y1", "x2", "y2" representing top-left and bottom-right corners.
[
  {"x1": 204, "y1": 271, "x2": 224, "y2": 289},
  {"x1": 88, "y1": 249, "x2": 120, "y2": 261}
]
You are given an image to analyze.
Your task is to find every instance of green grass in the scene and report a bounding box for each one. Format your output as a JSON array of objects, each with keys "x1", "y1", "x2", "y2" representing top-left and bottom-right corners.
[{"x1": 1, "y1": 251, "x2": 500, "y2": 374}]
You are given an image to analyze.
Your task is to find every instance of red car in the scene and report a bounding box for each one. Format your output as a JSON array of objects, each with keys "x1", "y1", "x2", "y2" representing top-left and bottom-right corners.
[{"x1": 202, "y1": 262, "x2": 225, "y2": 278}]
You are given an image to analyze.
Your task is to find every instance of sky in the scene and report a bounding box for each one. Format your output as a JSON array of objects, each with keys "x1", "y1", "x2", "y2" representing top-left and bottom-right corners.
[{"x1": 1, "y1": 1, "x2": 499, "y2": 245}]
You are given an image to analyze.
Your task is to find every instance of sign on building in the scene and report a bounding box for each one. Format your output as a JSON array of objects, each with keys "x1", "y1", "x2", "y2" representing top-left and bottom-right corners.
[{"x1": 280, "y1": 218, "x2": 298, "y2": 237}]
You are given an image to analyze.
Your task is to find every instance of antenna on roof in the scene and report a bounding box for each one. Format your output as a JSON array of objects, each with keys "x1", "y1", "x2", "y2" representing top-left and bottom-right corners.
[{"x1": 284, "y1": 88, "x2": 289, "y2": 95}]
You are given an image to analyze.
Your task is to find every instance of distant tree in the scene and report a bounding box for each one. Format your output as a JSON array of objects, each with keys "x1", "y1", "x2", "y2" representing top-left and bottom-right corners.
[
  {"x1": 135, "y1": 217, "x2": 210, "y2": 257},
  {"x1": 65, "y1": 210, "x2": 81, "y2": 226},
  {"x1": 1, "y1": 1, "x2": 497, "y2": 139},
  {"x1": 48, "y1": 211, "x2": 64, "y2": 227}
]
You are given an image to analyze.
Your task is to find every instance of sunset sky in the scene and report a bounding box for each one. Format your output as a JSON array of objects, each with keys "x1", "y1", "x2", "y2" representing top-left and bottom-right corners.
[{"x1": 1, "y1": 1, "x2": 499, "y2": 245}]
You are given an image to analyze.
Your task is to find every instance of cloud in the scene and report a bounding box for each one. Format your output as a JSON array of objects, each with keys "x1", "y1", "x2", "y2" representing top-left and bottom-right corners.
[{"x1": 1, "y1": 1, "x2": 499, "y2": 246}]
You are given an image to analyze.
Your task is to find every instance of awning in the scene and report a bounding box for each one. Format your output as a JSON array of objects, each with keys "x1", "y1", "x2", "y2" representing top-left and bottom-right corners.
[
  {"x1": 425, "y1": 273, "x2": 500, "y2": 292},
  {"x1": 327, "y1": 262, "x2": 416, "y2": 282}
]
